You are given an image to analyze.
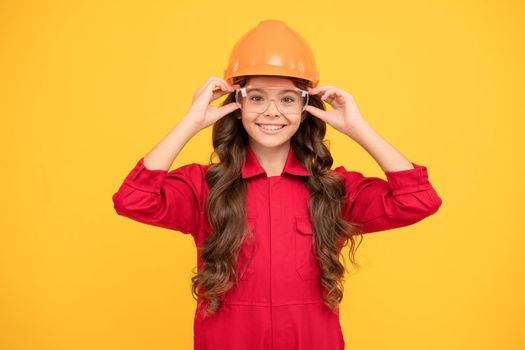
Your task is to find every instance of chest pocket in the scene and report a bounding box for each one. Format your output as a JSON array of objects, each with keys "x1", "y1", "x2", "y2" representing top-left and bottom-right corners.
[{"x1": 295, "y1": 215, "x2": 321, "y2": 280}]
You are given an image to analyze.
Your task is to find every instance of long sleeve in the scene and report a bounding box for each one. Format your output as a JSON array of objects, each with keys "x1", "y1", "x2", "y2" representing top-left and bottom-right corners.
[
  {"x1": 333, "y1": 162, "x2": 443, "y2": 234},
  {"x1": 112, "y1": 157, "x2": 206, "y2": 237}
]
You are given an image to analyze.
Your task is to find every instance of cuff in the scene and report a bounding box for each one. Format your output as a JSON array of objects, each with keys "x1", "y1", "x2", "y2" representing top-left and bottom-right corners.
[{"x1": 384, "y1": 162, "x2": 434, "y2": 196}]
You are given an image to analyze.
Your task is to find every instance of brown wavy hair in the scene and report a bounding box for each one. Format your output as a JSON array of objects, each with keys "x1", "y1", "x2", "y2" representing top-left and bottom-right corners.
[{"x1": 191, "y1": 75, "x2": 364, "y2": 318}]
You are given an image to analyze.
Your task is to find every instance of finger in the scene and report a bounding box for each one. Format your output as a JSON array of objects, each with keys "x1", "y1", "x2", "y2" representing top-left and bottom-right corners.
[
  {"x1": 195, "y1": 78, "x2": 237, "y2": 105},
  {"x1": 307, "y1": 85, "x2": 337, "y2": 95},
  {"x1": 218, "y1": 101, "x2": 240, "y2": 117},
  {"x1": 211, "y1": 89, "x2": 230, "y2": 101},
  {"x1": 209, "y1": 81, "x2": 225, "y2": 92},
  {"x1": 214, "y1": 78, "x2": 237, "y2": 92},
  {"x1": 304, "y1": 104, "x2": 328, "y2": 122},
  {"x1": 199, "y1": 77, "x2": 220, "y2": 93},
  {"x1": 320, "y1": 88, "x2": 344, "y2": 103},
  {"x1": 201, "y1": 78, "x2": 237, "y2": 100},
  {"x1": 320, "y1": 88, "x2": 339, "y2": 98},
  {"x1": 209, "y1": 81, "x2": 234, "y2": 101},
  {"x1": 212, "y1": 87, "x2": 238, "y2": 102},
  {"x1": 204, "y1": 78, "x2": 228, "y2": 94}
]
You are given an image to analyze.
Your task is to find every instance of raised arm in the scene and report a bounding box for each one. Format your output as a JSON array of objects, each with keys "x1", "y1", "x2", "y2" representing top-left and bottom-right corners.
[
  {"x1": 111, "y1": 113, "x2": 205, "y2": 236},
  {"x1": 334, "y1": 163, "x2": 442, "y2": 234},
  {"x1": 112, "y1": 77, "x2": 240, "y2": 237},
  {"x1": 305, "y1": 85, "x2": 443, "y2": 233},
  {"x1": 112, "y1": 158, "x2": 207, "y2": 236}
]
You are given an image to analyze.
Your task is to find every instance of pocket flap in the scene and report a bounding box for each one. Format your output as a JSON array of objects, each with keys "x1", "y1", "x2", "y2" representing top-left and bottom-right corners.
[{"x1": 295, "y1": 215, "x2": 313, "y2": 235}]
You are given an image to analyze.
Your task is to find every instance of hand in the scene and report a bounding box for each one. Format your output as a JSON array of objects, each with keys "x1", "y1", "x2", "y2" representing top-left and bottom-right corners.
[
  {"x1": 305, "y1": 86, "x2": 367, "y2": 136},
  {"x1": 184, "y1": 77, "x2": 241, "y2": 130}
]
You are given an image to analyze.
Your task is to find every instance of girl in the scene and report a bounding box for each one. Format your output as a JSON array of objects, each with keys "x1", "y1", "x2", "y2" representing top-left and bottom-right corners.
[{"x1": 112, "y1": 20, "x2": 442, "y2": 350}]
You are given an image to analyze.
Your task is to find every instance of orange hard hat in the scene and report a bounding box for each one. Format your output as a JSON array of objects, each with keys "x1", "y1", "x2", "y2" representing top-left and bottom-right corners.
[{"x1": 223, "y1": 20, "x2": 320, "y2": 88}]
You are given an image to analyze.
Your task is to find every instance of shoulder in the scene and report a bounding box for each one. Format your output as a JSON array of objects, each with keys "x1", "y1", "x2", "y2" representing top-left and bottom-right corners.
[
  {"x1": 167, "y1": 162, "x2": 210, "y2": 177},
  {"x1": 329, "y1": 165, "x2": 368, "y2": 182},
  {"x1": 167, "y1": 163, "x2": 212, "y2": 189},
  {"x1": 330, "y1": 165, "x2": 354, "y2": 175},
  {"x1": 329, "y1": 164, "x2": 389, "y2": 199}
]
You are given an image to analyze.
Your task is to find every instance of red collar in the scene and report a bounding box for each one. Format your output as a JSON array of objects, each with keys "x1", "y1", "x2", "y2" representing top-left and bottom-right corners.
[{"x1": 241, "y1": 144, "x2": 310, "y2": 179}]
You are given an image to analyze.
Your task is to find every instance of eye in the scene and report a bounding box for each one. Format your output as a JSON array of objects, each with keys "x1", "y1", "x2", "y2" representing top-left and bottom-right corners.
[
  {"x1": 282, "y1": 96, "x2": 295, "y2": 103},
  {"x1": 249, "y1": 95, "x2": 264, "y2": 102}
]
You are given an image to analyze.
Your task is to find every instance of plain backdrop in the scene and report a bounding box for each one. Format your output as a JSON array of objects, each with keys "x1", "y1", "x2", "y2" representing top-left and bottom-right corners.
[{"x1": 1, "y1": 1, "x2": 523, "y2": 349}]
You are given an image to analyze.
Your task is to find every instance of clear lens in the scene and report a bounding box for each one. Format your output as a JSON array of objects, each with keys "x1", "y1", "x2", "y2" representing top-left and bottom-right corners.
[{"x1": 235, "y1": 87, "x2": 309, "y2": 114}]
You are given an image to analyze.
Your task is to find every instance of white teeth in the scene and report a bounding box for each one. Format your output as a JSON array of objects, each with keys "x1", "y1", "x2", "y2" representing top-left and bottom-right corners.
[{"x1": 257, "y1": 124, "x2": 285, "y2": 130}]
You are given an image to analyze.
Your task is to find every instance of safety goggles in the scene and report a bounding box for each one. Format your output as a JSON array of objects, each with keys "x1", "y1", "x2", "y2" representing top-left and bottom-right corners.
[{"x1": 235, "y1": 86, "x2": 309, "y2": 115}]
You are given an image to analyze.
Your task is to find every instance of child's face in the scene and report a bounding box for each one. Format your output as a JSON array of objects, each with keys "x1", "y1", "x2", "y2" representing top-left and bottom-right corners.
[{"x1": 239, "y1": 76, "x2": 306, "y2": 149}]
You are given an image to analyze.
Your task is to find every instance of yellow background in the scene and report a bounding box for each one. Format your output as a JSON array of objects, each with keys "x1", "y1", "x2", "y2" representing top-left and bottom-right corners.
[{"x1": 1, "y1": 0, "x2": 523, "y2": 349}]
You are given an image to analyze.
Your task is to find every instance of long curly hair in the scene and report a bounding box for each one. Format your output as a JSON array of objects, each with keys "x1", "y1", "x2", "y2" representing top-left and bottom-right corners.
[{"x1": 191, "y1": 75, "x2": 364, "y2": 318}]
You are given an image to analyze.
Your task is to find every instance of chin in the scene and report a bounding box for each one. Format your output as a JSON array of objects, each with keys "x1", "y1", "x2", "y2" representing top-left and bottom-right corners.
[{"x1": 249, "y1": 135, "x2": 291, "y2": 149}]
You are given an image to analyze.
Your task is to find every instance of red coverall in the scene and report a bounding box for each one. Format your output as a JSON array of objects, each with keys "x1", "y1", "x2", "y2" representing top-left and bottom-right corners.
[{"x1": 112, "y1": 144, "x2": 442, "y2": 350}]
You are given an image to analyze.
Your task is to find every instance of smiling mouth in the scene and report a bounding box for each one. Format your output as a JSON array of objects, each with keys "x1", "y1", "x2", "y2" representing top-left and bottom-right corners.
[{"x1": 256, "y1": 123, "x2": 287, "y2": 130}]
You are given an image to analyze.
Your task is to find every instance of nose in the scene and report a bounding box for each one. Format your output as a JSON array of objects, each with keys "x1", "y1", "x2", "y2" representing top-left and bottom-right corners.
[{"x1": 263, "y1": 99, "x2": 282, "y2": 116}]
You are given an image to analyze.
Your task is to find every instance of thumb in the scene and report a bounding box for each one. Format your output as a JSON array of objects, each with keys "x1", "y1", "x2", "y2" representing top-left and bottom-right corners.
[{"x1": 304, "y1": 105, "x2": 328, "y2": 122}]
